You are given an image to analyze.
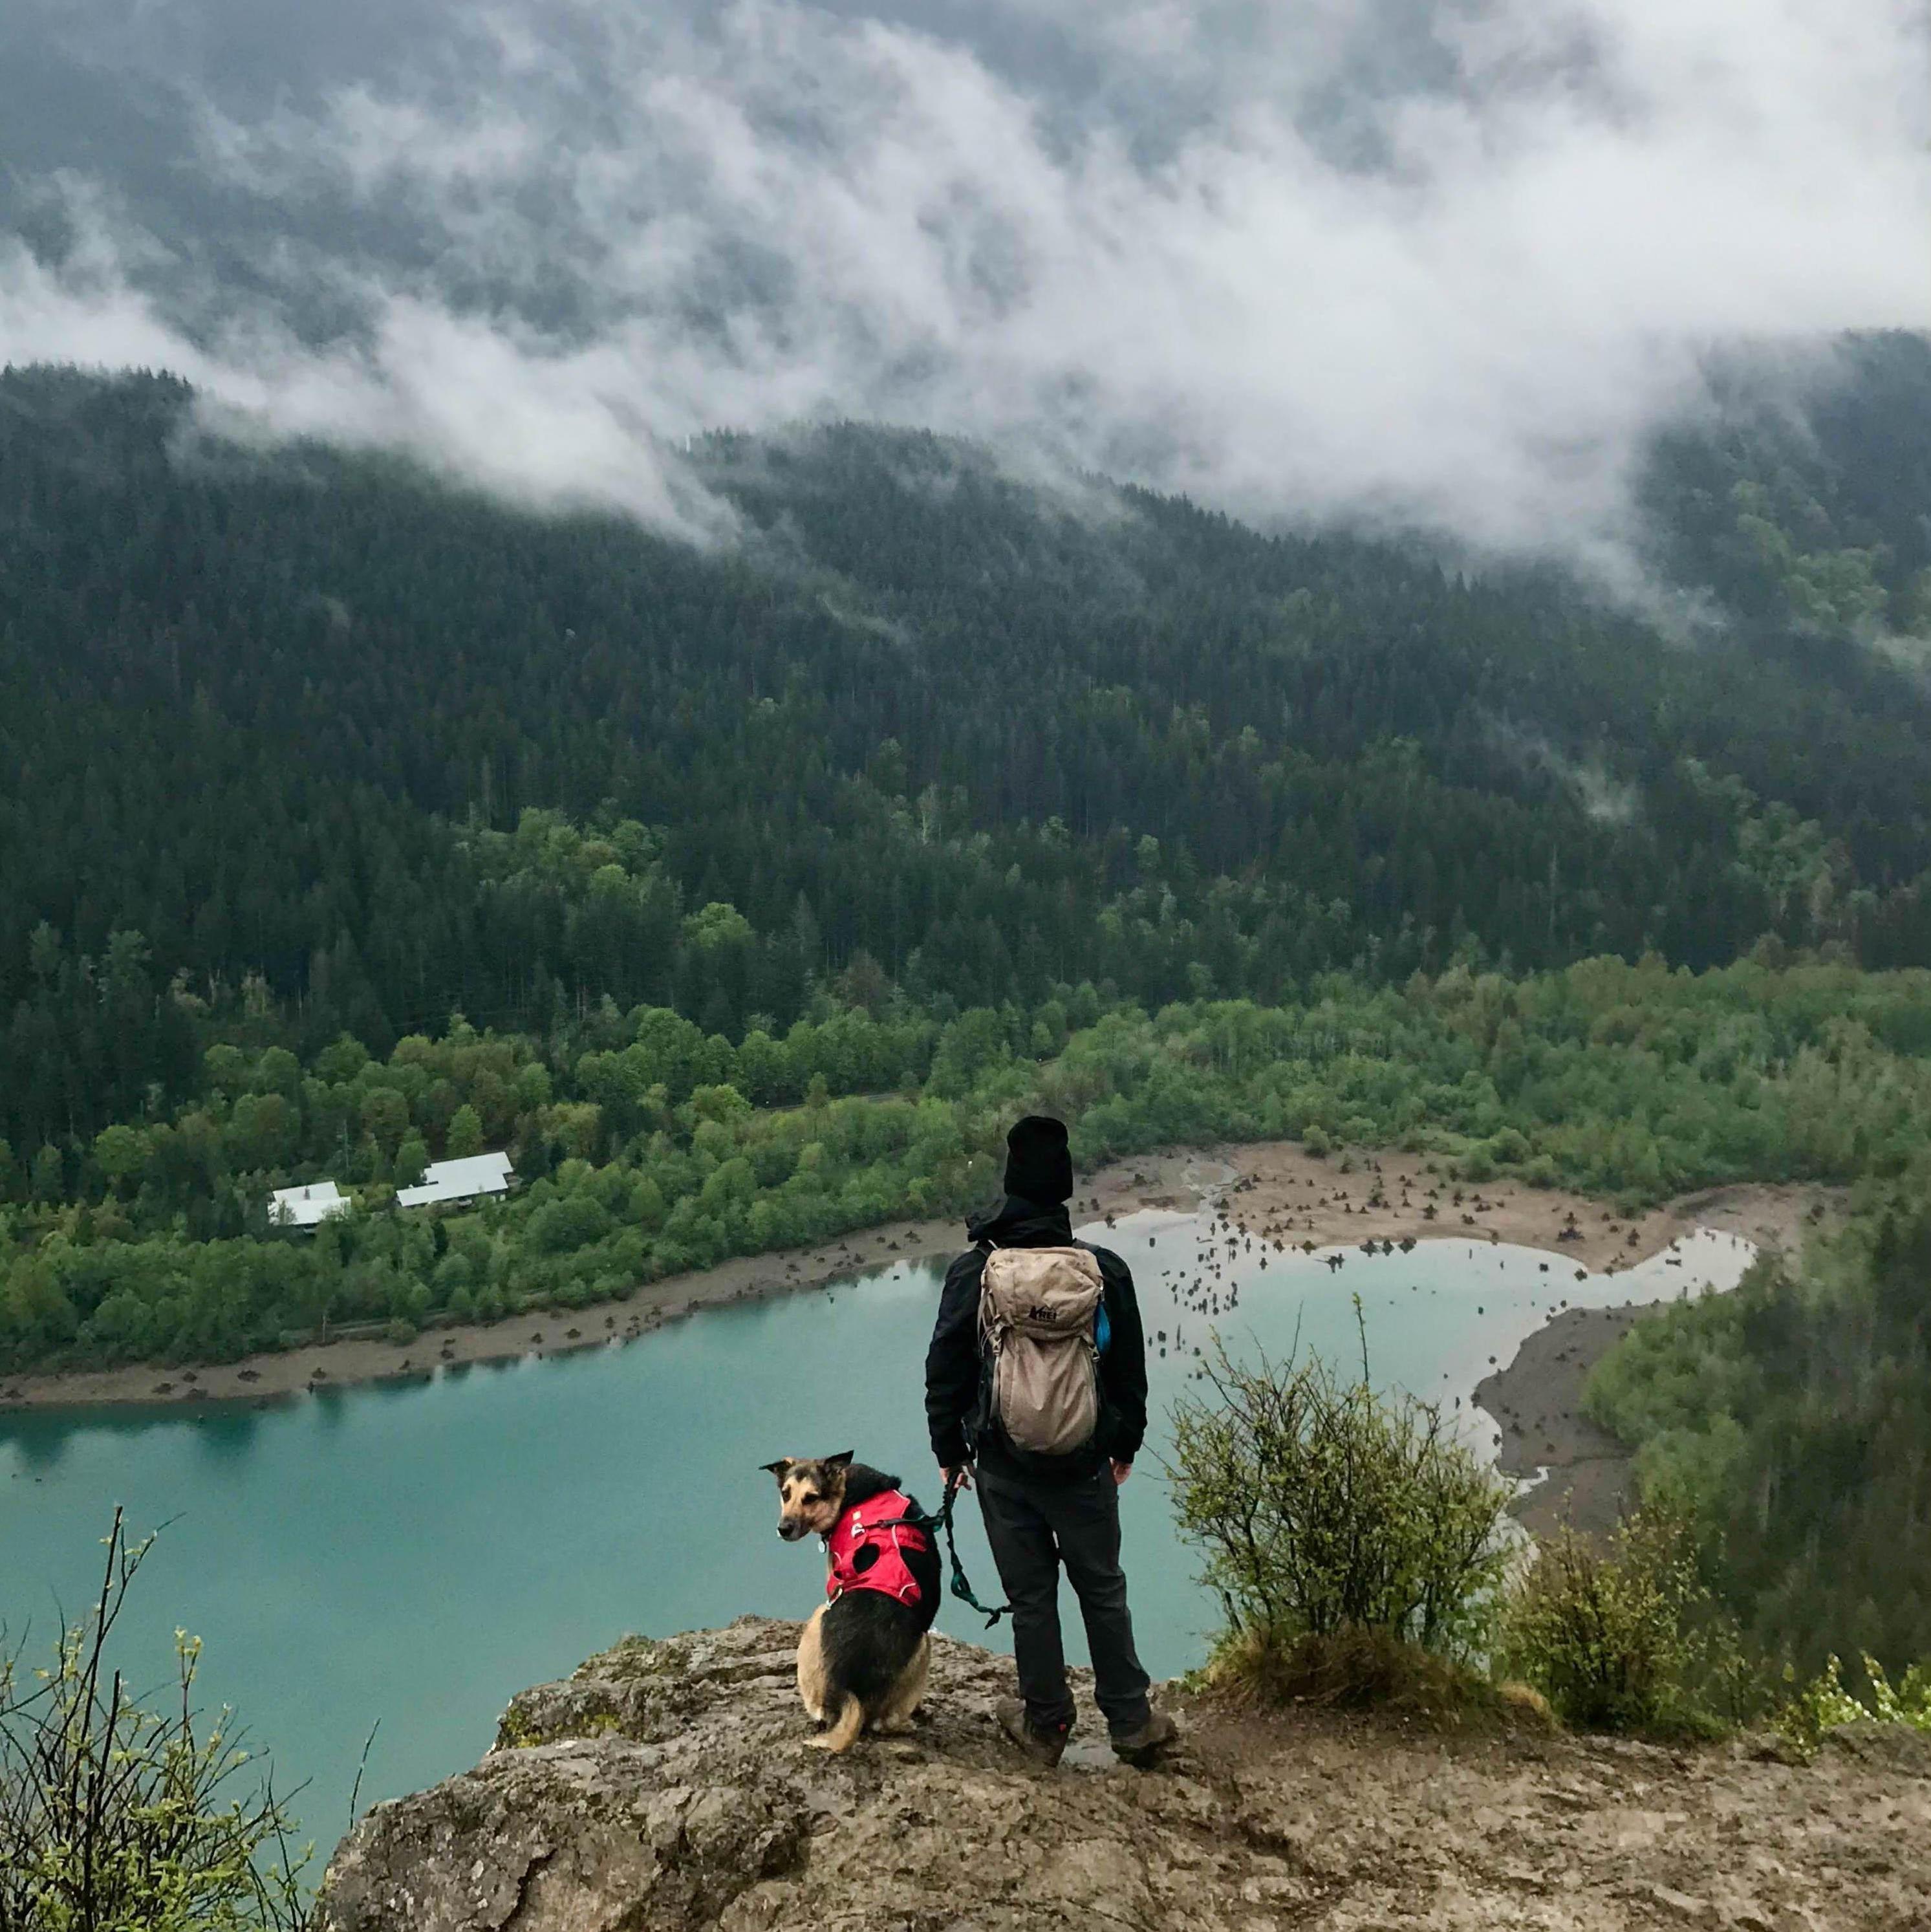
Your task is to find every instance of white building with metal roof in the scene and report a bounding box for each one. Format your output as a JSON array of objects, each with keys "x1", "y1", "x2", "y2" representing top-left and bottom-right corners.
[
  {"x1": 270, "y1": 1180, "x2": 350, "y2": 1229},
  {"x1": 395, "y1": 1151, "x2": 515, "y2": 1211}
]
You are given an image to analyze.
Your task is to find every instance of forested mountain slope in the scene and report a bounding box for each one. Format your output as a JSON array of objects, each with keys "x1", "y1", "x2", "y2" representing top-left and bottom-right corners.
[
  {"x1": 1645, "y1": 332, "x2": 1931, "y2": 646},
  {"x1": 3, "y1": 347, "x2": 1930, "y2": 1149}
]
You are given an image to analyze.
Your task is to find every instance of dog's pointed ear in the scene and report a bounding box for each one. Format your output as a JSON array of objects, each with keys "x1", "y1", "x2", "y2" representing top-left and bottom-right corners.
[
  {"x1": 826, "y1": 1450, "x2": 855, "y2": 1470},
  {"x1": 758, "y1": 1458, "x2": 792, "y2": 1477}
]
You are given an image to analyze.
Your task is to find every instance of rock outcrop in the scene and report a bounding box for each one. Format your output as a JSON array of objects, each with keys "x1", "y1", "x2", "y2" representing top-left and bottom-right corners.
[{"x1": 316, "y1": 1617, "x2": 1931, "y2": 1931}]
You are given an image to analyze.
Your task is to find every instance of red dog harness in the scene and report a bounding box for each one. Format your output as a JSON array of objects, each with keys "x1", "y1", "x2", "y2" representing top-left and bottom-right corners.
[{"x1": 825, "y1": 1489, "x2": 930, "y2": 1609}]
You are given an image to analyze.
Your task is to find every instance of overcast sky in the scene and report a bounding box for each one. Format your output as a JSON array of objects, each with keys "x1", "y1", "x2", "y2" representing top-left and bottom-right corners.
[{"x1": 3, "y1": 0, "x2": 1928, "y2": 567}]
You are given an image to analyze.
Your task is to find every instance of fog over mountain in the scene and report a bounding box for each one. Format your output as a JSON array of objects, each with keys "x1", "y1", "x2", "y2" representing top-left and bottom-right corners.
[{"x1": 3, "y1": 0, "x2": 1928, "y2": 567}]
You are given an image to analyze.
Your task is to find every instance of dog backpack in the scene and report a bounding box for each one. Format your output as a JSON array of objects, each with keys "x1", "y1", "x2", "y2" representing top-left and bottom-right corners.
[{"x1": 976, "y1": 1243, "x2": 1106, "y2": 1460}]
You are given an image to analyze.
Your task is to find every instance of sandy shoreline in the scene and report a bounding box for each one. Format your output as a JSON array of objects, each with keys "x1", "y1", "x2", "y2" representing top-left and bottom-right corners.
[
  {"x1": 1474, "y1": 1183, "x2": 1845, "y2": 1537},
  {"x1": 0, "y1": 1142, "x2": 1839, "y2": 1416}
]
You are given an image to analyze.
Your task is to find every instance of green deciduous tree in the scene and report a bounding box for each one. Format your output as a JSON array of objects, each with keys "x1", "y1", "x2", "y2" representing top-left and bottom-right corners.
[{"x1": 445, "y1": 1104, "x2": 484, "y2": 1160}]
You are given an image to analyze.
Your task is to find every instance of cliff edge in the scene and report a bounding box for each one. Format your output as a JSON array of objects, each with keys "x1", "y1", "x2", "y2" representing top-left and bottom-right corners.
[{"x1": 316, "y1": 1617, "x2": 1931, "y2": 1931}]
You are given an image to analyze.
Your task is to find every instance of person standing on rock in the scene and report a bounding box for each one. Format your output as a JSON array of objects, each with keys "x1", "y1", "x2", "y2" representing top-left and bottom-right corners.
[{"x1": 925, "y1": 1115, "x2": 1176, "y2": 1768}]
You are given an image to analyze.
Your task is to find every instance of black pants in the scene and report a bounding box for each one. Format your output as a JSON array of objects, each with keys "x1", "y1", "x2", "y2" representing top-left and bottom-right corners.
[{"x1": 976, "y1": 1461, "x2": 1152, "y2": 1735}]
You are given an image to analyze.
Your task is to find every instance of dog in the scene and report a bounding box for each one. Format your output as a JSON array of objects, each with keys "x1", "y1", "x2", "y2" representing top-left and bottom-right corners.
[{"x1": 761, "y1": 1450, "x2": 942, "y2": 1752}]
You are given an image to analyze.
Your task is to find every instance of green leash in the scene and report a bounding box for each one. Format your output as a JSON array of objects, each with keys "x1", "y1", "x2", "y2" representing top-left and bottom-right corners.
[{"x1": 880, "y1": 1472, "x2": 1009, "y2": 1628}]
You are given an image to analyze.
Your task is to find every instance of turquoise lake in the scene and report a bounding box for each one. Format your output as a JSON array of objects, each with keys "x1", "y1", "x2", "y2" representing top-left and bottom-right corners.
[{"x1": 0, "y1": 1212, "x2": 1751, "y2": 1842}]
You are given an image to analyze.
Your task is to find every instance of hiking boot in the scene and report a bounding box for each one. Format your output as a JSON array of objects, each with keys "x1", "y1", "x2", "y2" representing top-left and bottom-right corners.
[
  {"x1": 1108, "y1": 1708, "x2": 1178, "y2": 1766},
  {"x1": 996, "y1": 1697, "x2": 1070, "y2": 1768}
]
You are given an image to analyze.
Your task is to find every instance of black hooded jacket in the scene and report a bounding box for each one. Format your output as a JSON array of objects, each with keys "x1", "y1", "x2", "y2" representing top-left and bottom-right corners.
[{"x1": 923, "y1": 1195, "x2": 1148, "y2": 1483}]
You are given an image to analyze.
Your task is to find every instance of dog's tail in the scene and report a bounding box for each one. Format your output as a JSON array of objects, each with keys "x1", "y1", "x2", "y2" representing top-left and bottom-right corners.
[{"x1": 814, "y1": 1695, "x2": 867, "y2": 1755}]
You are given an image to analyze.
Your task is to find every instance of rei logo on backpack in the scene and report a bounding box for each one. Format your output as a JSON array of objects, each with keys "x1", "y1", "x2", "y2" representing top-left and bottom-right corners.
[{"x1": 976, "y1": 1244, "x2": 1106, "y2": 1460}]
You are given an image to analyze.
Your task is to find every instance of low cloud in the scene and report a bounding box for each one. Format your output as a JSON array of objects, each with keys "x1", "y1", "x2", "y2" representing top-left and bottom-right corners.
[
  {"x1": 3, "y1": 0, "x2": 1928, "y2": 571},
  {"x1": 1483, "y1": 717, "x2": 1643, "y2": 825}
]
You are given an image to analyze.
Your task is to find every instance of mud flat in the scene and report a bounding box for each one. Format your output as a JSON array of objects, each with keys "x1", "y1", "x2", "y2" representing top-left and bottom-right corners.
[
  {"x1": 1474, "y1": 1183, "x2": 1846, "y2": 1536},
  {"x1": 0, "y1": 1142, "x2": 1842, "y2": 1414}
]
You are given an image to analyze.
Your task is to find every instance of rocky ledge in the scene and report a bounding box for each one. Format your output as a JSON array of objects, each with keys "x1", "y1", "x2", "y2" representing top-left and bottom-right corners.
[{"x1": 316, "y1": 1617, "x2": 1931, "y2": 1932}]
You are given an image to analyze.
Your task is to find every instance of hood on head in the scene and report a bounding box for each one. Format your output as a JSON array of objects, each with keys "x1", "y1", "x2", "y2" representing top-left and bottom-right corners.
[{"x1": 967, "y1": 1194, "x2": 1074, "y2": 1248}]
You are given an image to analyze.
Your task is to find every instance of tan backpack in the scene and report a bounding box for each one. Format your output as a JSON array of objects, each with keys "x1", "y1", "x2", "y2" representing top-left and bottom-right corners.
[{"x1": 976, "y1": 1244, "x2": 1106, "y2": 1459}]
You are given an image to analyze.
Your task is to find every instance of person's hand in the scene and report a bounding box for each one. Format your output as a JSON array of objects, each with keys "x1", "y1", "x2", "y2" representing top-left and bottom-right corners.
[
  {"x1": 942, "y1": 1463, "x2": 974, "y2": 1491},
  {"x1": 1111, "y1": 1460, "x2": 1132, "y2": 1486}
]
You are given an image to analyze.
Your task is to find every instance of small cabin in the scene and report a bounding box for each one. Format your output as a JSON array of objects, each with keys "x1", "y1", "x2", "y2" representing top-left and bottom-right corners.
[
  {"x1": 395, "y1": 1151, "x2": 515, "y2": 1212},
  {"x1": 270, "y1": 1180, "x2": 350, "y2": 1230}
]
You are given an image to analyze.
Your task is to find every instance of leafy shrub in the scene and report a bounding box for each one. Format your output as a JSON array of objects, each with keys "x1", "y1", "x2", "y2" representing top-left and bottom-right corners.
[
  {"x1": 1499, "y1": 1504, "x2": 1745, "y2": 1733},
  {"x1": 1169, "y1": 1320, "x2": 1513, "y2": 1673},
  {"x1": 0, "y1": 1513, "x2": 311, "y2": 1930},
  {"x1": 1773, "y1": 1653, "x2": 1931, "y2": 1760}
]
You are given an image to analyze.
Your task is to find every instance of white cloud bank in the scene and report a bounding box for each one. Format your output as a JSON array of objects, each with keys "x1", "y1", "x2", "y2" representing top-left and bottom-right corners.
[{"x1": 3, "y1": 0, "x2": 1928, "y2": 565}]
